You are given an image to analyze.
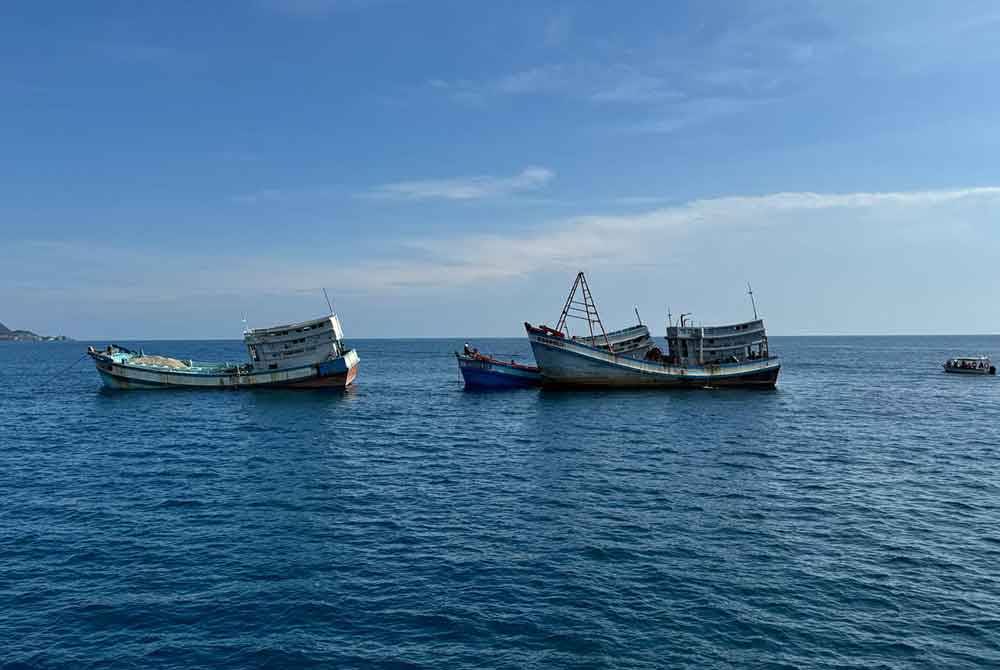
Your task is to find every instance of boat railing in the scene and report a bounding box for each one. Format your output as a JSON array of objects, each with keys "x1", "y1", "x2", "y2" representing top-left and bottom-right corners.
[{"x1": 534, "y1": 327, "x2": 779, "y2": 369}]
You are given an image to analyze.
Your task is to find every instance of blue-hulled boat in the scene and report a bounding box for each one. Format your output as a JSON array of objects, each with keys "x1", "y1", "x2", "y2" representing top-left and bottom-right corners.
[{"x1": 456, "y1": 346, "x2": 541, "y2": 389}]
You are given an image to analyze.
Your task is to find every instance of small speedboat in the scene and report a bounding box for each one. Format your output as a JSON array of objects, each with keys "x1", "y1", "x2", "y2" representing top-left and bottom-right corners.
[
  {"x1": 456, "y1": 345, "x2": 541, "y2": 389},
  {"x1": 943, "y1": 356, "x2": 996, "y2": 375}
]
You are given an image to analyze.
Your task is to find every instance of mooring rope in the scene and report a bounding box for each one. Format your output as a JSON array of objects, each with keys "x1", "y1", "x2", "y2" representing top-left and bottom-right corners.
[{"x1": 36, "y1": 352, "x2": 89, "y2": 391}]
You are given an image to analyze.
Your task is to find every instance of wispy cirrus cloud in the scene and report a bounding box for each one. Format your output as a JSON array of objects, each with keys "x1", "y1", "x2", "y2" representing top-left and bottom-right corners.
[
  {"x1": 432, "y1": 64, "x2": 681, "y2": 105},
  {"x1": 16, "y1": 185, "x2": 995, "y2": 300},
  {"x1": 353, "y1": 185, "x2": 1000, "y2": 290},
  {"x1": 365, "y1": 166, "x2": 555, "y2": 201}
]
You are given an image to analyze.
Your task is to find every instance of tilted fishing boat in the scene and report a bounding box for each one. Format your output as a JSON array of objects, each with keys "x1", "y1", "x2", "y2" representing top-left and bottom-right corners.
[
  {"x1": 87, "y1": 312, "x2": 359, "y2": 389},
  {"x1": 943, "y1": 356, "x2": 996, "y2": 375},
  {"x1": 456, "y1": 344, "x2": 541, "y2": 389},
  {"x1": 525, "y1": 273, "x2": 781, "y2": 388}
]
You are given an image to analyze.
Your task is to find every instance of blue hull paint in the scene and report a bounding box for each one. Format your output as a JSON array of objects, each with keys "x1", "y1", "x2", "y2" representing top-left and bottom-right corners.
[{"x1": 456, "y1": 354, "x2": 541, "y2": 389}]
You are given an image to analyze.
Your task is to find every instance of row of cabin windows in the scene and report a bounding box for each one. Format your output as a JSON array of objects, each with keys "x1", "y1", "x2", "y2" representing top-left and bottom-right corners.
[
  {"x1": 704, "y1": 323, "x2": 760, "y2": 336},
  {"x1": 673, "y1": 342, "x2": 767, "y2": 362},
  {"x1": 256, "y1": 322, "x2": 327, "y2": 338},
  {"x1": 268, "y1": 345, "x2": 323, "y2": 359},
  {"x1": 248, "y1": 342, "x2": 332, "y2": 362},
  {"x1": 703, "y1": 336, "x2": 757, "y2": 346},
  {"x1": 254, "y1": 330, "x2": 335, "y2": 351}
]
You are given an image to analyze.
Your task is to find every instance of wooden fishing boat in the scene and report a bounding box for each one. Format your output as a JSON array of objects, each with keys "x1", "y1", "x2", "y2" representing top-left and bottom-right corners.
[
  {"x1": 456, "y1": 345, "x2": 541, "y2": 389},
  {"x1": 87, "y1": 313, "x2": 359, "y2": 390},
  {"x1": 525, "y1": 273, "x2": 780, "y2": 388}
]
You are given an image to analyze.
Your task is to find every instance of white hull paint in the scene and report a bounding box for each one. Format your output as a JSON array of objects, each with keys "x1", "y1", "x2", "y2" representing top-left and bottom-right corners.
[
  {"x1": 94, "y1": 350, "x2": 359, "y2": 390},
  {"x1": 528, "y1": 330, "x2": 780, "y2": 388}
]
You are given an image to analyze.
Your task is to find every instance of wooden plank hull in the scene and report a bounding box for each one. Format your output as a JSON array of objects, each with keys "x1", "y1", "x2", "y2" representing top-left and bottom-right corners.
[
  {"x1": 456, "y1": 353, "x2": 541, "y2": 389},
  {"x1": 91, "y1": 350, "x2": 360, "y2": 390},
  {"x1": 527, "y1": 329, "x2": 779, "y2": 388}
]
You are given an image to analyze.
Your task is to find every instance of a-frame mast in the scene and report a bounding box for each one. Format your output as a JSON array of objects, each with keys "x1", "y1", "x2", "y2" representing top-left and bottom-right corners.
[{"x1": 554, "y1": 272, "x2": 611, "y2": 350}]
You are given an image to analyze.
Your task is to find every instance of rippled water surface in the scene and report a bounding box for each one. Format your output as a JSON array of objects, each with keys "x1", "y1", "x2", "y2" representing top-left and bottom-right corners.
[{"x1": 2, "y1": 337, "x2": 1000, "y2": 668}]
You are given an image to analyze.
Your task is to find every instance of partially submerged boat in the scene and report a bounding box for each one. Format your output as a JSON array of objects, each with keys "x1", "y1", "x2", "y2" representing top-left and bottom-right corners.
[
  {"x1": 525, "y1": 273, "x2": 780, "y2": 388},
  {"x1": 87, "y1": 313, "x2": 359, "y2": 389},
  {"x1": 456, "y1": 344, "x2": 541, "y2": 389},
  {"x1": 943, "y1": 356, "x2": 995, "y2": 375}
]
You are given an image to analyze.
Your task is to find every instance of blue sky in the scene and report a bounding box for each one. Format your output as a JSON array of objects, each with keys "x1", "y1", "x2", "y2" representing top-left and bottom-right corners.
[{"x1": 3, "y1": 1, "x2": 1000, "y2": 338}]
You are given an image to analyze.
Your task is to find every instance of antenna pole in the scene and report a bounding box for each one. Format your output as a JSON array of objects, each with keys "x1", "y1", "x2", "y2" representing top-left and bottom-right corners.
[
  {"x1": 747, "y1": 282, "x2": 758, "y2": 320},
  {"x1": 634, "y1": 305, "x2": 643, "y2": 326},
  {"x1": 322, "y1": 288, "x2": 334, "y2": 315}
]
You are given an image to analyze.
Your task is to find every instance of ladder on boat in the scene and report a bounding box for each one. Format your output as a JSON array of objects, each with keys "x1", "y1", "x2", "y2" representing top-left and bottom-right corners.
[{"x1": 555, "y1": 272, "x2": 612, "y2": 350}]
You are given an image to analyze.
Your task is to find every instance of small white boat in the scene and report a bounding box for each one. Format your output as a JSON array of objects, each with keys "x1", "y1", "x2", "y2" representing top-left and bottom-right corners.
[{"x1": 943, "y1": 356, "x2": 996, "y2": 376}]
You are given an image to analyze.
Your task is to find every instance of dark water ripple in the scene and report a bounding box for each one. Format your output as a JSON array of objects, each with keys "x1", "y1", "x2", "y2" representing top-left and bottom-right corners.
[{"x1": 2, "y1": 336, "x2": 1000, "y2": 668}]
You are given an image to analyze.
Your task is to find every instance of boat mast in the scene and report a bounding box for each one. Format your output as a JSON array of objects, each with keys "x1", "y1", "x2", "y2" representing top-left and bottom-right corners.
[
  {"x1": 747, "y1": 282, "x2": 759, "y2": 320},
  {"x1": 634, "y1": 305, "x2": 643, "y2": 326},
  {"x1": 555, "y1": 272, "x2": 611, "y2": 350},
  {"x1": 322, "y1": 288, "x2": 335, "y2": 315}
]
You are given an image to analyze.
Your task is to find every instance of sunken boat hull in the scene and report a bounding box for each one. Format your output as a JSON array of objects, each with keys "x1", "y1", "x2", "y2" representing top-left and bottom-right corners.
[
  {"x1": 526, "y1": 324, "x2": 780, "y2": 388},
  {"x1": 456, "y1": 352, "x2": 541, "y2": 389}
]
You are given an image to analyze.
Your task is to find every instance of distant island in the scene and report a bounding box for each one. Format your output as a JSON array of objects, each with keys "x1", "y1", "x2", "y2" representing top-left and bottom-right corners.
[{"x1": 0, "y1": 321, "x2": 71, "y2": 342}]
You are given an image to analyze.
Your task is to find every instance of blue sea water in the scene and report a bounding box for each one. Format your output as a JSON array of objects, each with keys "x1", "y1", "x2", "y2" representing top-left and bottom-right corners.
[{"x1": 2, "y1": 336, "x2": 1000, "y2": 669}]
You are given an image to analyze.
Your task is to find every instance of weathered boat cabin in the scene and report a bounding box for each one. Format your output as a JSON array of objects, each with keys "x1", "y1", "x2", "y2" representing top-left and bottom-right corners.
[
  {"x1": 244, "y1": 315, "x2": 348, "y2": 371},
  {"x1": 664, "y1": 317, "x2": 770, "y2": 366}
]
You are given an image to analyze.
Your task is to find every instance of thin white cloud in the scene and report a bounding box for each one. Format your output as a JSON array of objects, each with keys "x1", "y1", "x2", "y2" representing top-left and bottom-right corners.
[
  {"x1": 9, "y1": 186, "x2": 999, "y2": 299},
  {"x1": 590, "y1": 72, "x2": 682, "y2": 103},
  {"x1": 366, "y1": 166, "x2": 555, "y2": 201},
  {"x1": 350, "y1": 186, "x2": 1000, "y2": 290},
  {"x1": 436, "y1": 64, "x2": 681, "y2": 105}
]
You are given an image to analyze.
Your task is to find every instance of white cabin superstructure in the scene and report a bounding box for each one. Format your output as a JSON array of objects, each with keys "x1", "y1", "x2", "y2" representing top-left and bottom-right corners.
[
  {"x1": 665, "y1": 318, "x2": 770, "y2": 367},
  {"x1": 244, "y1": 314, "x2": 349, "y2": 372}
]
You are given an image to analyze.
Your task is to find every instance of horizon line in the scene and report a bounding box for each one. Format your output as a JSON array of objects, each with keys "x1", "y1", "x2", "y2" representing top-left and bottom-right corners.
[{"x1": 25, "y1": 332, "x2": 1000, "y2": 342}]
